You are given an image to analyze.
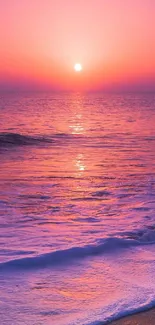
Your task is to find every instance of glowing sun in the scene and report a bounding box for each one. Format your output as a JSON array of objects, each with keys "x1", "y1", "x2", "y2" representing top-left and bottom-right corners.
[{"x1": 74, "y1": 63, "x2": 82, "y2": 72}]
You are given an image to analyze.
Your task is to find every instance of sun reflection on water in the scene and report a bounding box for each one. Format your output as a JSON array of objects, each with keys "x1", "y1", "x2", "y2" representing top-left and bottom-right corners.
[
  {"x1": 76, "y1": 153, "x2": 86, "y2": 172},
  {"x1": 69, "y1": 95, "x2": 86, "y2": 135},
  {"x1": 69, "y1": 113, "x2": 85, "y2": 134}
]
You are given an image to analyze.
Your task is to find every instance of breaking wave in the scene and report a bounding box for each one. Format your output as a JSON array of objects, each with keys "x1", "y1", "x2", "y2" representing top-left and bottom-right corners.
[
  {"x1": 0, "y1": 132, "x2": 87, "y2": 148},
  {"x1": 0, "y1": 131, "x2": 119, "y2": 149},
  {"x1": 0, "y1": 132, "x2": 54, "y2": 147},
  {"x1": 1, "y1": 229, "x2": 155, "y2": 272}
]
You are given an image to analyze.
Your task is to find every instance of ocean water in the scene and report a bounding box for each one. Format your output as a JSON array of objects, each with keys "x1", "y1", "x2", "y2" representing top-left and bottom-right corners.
[{"x1": 0, "y1": 92, "x2": 155, "y2": 325}]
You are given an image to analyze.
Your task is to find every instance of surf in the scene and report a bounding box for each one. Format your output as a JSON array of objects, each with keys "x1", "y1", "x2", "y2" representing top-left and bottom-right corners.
[{"x1": 1, "y1": 229, "x2": 155, "y2": 272}]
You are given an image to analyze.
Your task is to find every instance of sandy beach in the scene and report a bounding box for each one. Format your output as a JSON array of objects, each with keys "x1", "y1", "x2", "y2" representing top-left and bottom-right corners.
[{"x1": 109, "y1": 308, "x2": 155, "y2": 325}]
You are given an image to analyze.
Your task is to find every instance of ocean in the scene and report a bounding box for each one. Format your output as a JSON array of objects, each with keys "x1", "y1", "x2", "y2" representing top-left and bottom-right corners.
[{"x1": 0, "y1": 92, "x2": 155, "y2": 325}]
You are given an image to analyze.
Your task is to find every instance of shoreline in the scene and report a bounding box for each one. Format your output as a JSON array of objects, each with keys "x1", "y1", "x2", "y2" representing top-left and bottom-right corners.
[{"x1": 108, "y1": 308, "x2": 155, "y2": 325}]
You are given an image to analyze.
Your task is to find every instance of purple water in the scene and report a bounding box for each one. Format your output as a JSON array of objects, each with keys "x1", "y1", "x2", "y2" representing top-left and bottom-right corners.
[{"x1": 0, "y1": 93, "x2": 155, "y2": 325}]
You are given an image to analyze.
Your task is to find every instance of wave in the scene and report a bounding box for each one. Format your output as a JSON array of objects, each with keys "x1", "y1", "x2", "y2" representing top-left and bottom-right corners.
[
  {"x1": 0, "y1": 132, "x2": 127, "y2": 150},
  {"x1": 1, "y1": 229, "x2": 155, "y2": 272},
  {"x1": 0, "y1": 132, "x2": 53, "y2": 147},
  {"x1": 0, "y1": 131, "x2": 86, "y2": 148},
  {"x1": 0, "y1": 131, "x2": 119, "y2": 149},
  {"x1": 99, "y1": 302, "x2": 155, "y2": 325}
]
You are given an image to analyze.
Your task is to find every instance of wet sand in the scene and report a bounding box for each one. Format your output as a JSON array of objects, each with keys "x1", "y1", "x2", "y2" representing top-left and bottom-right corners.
[{"x1": 109, "y1": 308, "x2": 155, "y2": 325}]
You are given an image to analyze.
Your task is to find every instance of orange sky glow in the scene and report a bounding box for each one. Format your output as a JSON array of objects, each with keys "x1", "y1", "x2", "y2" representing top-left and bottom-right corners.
[{"x1": 0, "y1": 0, "x2": 155, "y2": 92}]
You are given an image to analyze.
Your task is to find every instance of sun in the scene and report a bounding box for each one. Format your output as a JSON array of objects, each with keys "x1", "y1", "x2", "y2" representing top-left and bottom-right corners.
[{"x1": 74, "y1": 63, "x2": 82, "y2": 72}]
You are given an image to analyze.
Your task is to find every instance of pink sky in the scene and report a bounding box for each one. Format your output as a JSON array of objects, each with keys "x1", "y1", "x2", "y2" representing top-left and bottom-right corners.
[{"x1": 0, "y1": 0, "x2": 155, "y2": 91}]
